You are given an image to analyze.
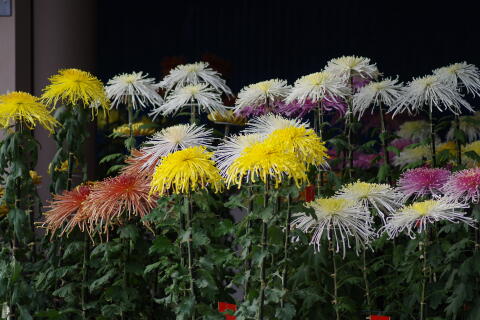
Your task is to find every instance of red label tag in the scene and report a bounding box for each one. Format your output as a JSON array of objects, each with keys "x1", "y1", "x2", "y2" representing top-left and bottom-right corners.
[
  {"x1": 218, "y1": 302, "x2": 237, "y2": 320},
  {"x1": 305, "y1": 185, "x2": 315, "y2": 202},
  {"x1": 370, "y1": 316, "x2": 391, "y2": 320}
]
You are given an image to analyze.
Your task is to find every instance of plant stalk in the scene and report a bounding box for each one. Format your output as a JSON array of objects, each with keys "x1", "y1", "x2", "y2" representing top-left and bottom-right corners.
[
  {"x1": 257, "y1": 180, "x2": 269, "y2": 320},
  {"x1": 455, "y1": 115, "x2": 462, "y2": 165},
  {"x1": 379, "y1": 104, "x2": 392, "y2": 185},
  {"x1": 186, "y1": 194, "x2": 196, "y2": 319},
  {"x1": 429, "y1": 106, "x2": 437, "y2": 167},
  {"x1": 81, "y1": 231, "x2": 89, "y2": 320},
  {"x1": 362, "y1": 248, "x2": 371, "y2": 311},
  {"x1": 420, "y1": 232, "x2": 429, "y2": 320},
  {"x1": 329, "y1": 232, "x2": 340, "y2": 320},
  {"x1": 244, "y1": 186, "x2": 254, "y2": 301},
  {"x1": 281, "y1": 193, "x2": 292, "y2": 308},
  {"x1": 190, "y1": 104, "x2": 196, "y2": 125}
]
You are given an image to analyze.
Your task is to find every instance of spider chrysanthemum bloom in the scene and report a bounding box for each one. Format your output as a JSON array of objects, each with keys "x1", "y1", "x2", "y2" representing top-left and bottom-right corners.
[
  {"x1": 159, "y1": 61, "x2": 232, "y2": 95},
  {"x1": 214, "y1": 134, "x2": 263, "y2": 177},
  {"x1": 263, "y1": 126, "x2": 329, "y2": 167},
  {"x1": 0, "y1": 92, "x2": 59, "y2": 133},
  {"x1": 382, "y1": 198, "x2": 472, "y2": 239},
  {"x1": 434, "y1": 62, "x2": 480, "y2": 96},
  {"x1": 396, "y1": 120, "x2": 431, "y2": 142},
  {"x1": 285, "y1": 71, "x2": 350, "y2": 106},
  {"x1": 389, "y1": 75, "x2": 472, "y2": 116},
  {"x1": 41, "y1": 185, "x2": 92, "y2": 237},
  {"x1": 85, "y1": 174, "x2": 158, "y2": 234},
  {"x1": 150, "y1": 146, "x2": 223, "y2": 195},
  {"x1": 353, "y1": 78, "x2": 403, "y2": 118},
  {"x1": 325, "y1": 56, "x2": 380, "y2": 85},
  {"x1": 225, "y1": 140, "x2": 308, "y2": 188},
  {"x1": 207, "y1": 110, "x2": 246, "y2": 126},
  {"x1": 106, "y1": 71, "x2": 163, "y2": 109},
  {"x1": 121, "y1": 149, "x2": 156, "y2": 177},
  {"x1": 443, "y1": 168, "x2": 480, "y2": 203},
  {"x1": 393, "y1": 145, "x2": 431, "y2": 167},
  {"x1": 140, "y1": 124, "x2": 213, "y2": 171},
  {"x1": 436, "y1": 141, "x2": 457, "y2": 157},
  {"x1": 41, "y1": 68, "x2": 110, "y2": 112},
  {"x1": 150, "y1": 83, "x2": 227, "y2": 118},
  {"x1": 234, "y1": 79, "x2": 291, "y2": 116},
  {"x1": 463, "y1": 141, "x2": 480, "y2": 167},
  {"x1": 446, "y1": 112, "x2": 480, "y2": 142},
  {"x1": 335, "y1": 181, "x2": 402, "y2": 221},
  {"x1": 397, "y1": 167, "x2": 451, "y2": 199},
  {"x1": 113, "y1": 121, "x2": 156, "y2": 137},
  {"x1": 243, "y1": 113, "x2": 307, "y2": 137},
  {"x1": 292, "y1": 197, "x2": 374, "y2": 256}
]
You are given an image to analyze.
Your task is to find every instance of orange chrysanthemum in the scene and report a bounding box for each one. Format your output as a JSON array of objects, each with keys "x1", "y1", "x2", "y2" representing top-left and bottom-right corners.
[
  {"x1": 121, "y1": 149, "x2": 157, "y2": 177},
  {"x1": 85, "y1": 174, "x2": 158, "y2": 235},
  {"x1": 41, "y1": 185, "x2": 92, "y2": 237}
]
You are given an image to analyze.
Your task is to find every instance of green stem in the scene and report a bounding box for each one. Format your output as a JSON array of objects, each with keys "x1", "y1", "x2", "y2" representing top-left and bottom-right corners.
[
  {"x1": 455, "y1": 115, "x2": 462, "y2": 165},
  {"x1": 329, "y1": 231, "x2": 339, "y2": 320},
  {"x1": 281, "y1": 193, "x2": 292, "y2": 308},
  {"x1": 66, "y1": 152, "x2": 74, "y2": 191},
  {"x1": 186, "y1": 195, "x2": 196, "y2": 319},
  {"x1": 224, "y1": 124, "x2": 230, "y2": 137},
  {"x1": 81, "y1": 231, "x2": 89, "y2": 320},
  {"x1": 257, "y1": 180, "x2": 269, "y2": 320},
  {"x1": 429, "y1": 106, "x2": 437, "y2": 167},
  {"x1": 316, "y1": 105, "x2": 325, "y2": 196},
  {"x1": 362, "y1": 248, "x2": 371, "y2": 311},
  {"x1": 190, "y1": 104, "x2": 196, "y2": 125},
  {"x1": 420, "y1": 232, "x2": 429, "y2": 320},
  {"x1": 244, "y1": 186, "x2": 254, "y2": 301},
  {"x1": 379, "y1": 104, "x2": 392, "y2": 185},
  {"x1": 127, "y1": 98, "x2": 135, "y2": 151}
]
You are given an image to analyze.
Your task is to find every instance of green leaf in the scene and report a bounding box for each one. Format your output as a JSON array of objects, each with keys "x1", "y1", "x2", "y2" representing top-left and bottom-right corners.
[{"x1": 99, "y1": 153, "x2": 125, "y2": 164}]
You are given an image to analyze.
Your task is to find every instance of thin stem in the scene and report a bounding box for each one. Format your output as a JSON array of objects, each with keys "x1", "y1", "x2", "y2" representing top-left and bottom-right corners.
[
  {"x1": 224, "y1": 124, "x2": 230, "y2": 137},
  {"x1": 81, "y1": 231, "x2": 89, "y2": 320},
  {"x1": 316, "y1": 105, "x2": 325, "y2": 196},
  {"x1": 281, "y1": 192, "x2": 292, "y2": 308},
  {"x1": 379, "y1": 104, "x2": 392, "y2": 185},
  {"x1": 362, "y1": 248, "x2": 371, "y2": 311},
  {"x1": 244, "y1": 186, "x2": 254, "y2": 301},
  {"x1": 429, "y1": 106, "x2": 437, "y2": 167},
  {"x1": 66, "y1": 152, "x2": 74, "y2": 191},
  {"x1": 455, "y1": 115, "x2": 462, "y2": 165},
  {"x1": 127, "y1": 98, "x2": 135, "y2": 151},
  {"x1": 190, "y1": 104, "x2": 196, "y2": 125},
  {"x1": 420, "y1": 232, "x2": 429, "y2": 320},
  {"x1": 257, "y1": 180, "x2": 269, "y2": 320},
  {"x1": 186, "y1": 195, "x2": 196, "y2": 319},
  {"x1": 329, "y1": 237, "x2": 340, "y2": 320}
]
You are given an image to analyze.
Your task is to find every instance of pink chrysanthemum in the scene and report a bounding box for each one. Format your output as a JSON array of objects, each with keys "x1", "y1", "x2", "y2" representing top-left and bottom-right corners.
[
  {"x1": 397, "y1": 167, "x2": 451, "y2": 199},
  {"x1": 85, "y1": 174, "x2": 158, "y2": 236},
  {"x1": 121, "y1": 149, "x2": 156, "y2": 177},
  {"x1": 353, "y1": 153, "x2": 378, "y2": 169},
  {"x1": 41, "y1": 184, "x2": 92, "y2": 237},
  {"x1": 277, "y1": 97, "x2": 347, "y2": 118},
  {"x1": 234, "y1": 102, "x2": 279, "y2": 117},
  {"x1": 443, "y1": 168, "x2": 480, "y2": 203}
]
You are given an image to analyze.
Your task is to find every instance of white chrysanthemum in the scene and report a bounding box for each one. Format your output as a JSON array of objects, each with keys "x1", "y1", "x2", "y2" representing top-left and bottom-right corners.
[
  {"x1": 292, "y1": 198, "x2": 374, "y2": 257},
  {"x1": 382, "y1": 198, "x2": 472, "y2": 239},
  {"x1": 446, "y1": 112, "x2": 480, "y2": 142},
  {"x1": 285, "y1": 71, "x2": 350, "y2": 104},
  {"x1": 159, "y1": 61, "x2": 232, "y2": 95},
  {"x1": 150, "y1": 83, "x2": 227, "y2": 118},
  {"x1": 396, "y1": 120, "x2": 431, "y2": 142},
  {"x1": 214, "y1": 134, "x2": 263, "y2": 177},
  {"x1": 389, "y1": 75, "x2": 473, "y2": 116},
  {"x1": 105, "y1": 71, "x2": 163, "y2": 110},
  {"x1": 243, "y1": 113, "x2": 308, "y2": 137},
  {"x1": 335, "y1": 181, "x2": 403, "y2": 222},
  {"x1": 352, "y1": 78, "x2": 403, "y2": 118},
  {"x1": 324, "y1": 55, "x2": 380, "y2": 80},
  {"x1": 234, "y1": 79, "x2": 291, "y2": 111},
  {"x1": 139, "y1": 124, "x2": 213, "y2": 169},
  {"x1": 434, "y1": 62, "x2": 480, "y2": 97},
  {"x1": 393, "y1": 145, "x2": 431, "y2": 167}
]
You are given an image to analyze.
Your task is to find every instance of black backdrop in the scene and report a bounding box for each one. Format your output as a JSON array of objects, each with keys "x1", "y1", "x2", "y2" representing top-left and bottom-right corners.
[{"x1": 97, "y1": 1, "x2": 479, "y2": 93}]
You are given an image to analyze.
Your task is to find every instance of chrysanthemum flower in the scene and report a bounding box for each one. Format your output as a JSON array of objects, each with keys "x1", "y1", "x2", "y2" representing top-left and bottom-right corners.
[
  {"x1": 113, "y1": 121, "x2": 156, "y2": 137},
  {"x1": 85, "y1": 174, "x2": 157, "y2": 234},
  {"x1": 207, "y1": 110, "x2": 246, "y2": 126},
  {"x1": 393, "y1": 145, "x2": 431, "y2": 167},
  {"x1": 446, "y1": 112, "x2": 480, "y2": 142},
  {"x1": 463, "y1": 141, "x2": 480, "y2": 167},
  {"x1": 106, "y1": 71, "x2": 163, "y2": 109},
  {"x1": 389, "y1": 75, "x2": 472, "y2": 116},
  {"x1": 353, "y1": 78, "x2": 403, "y2": 118},
  {"x1": 325, "y1": 56, "x2": 380, "y2": 85},
  {"x1": 139, "y1": 124, "x2": 213, "y2": 171},
  {"x1": 292, "y1": 197, "x2": 374, "y2": 257},
  {"x1": 390, "y1": 138, "x2": 414, "y2": 152},
  {"x1": 0, "y1": 91, "x2": 59, "y2": 133},
  {"x1": 436, "y1": 141, "x2": 457, "y2": 157},
  {"x1": 397, "y1": 167, "x2": 451, "y2": 199},
  {"x1": 243, "y1": 113, "x2": 307, "y2": 137},
  {"x1": 214, "y1": 134, "x2": 263, "y2": 177},
  {"x1": 382, "y1": 198, "x2": 472, "y2": 239},
  {"x1": 396, "y1": 120, "x2": 431, "y2": 142},
  {"x1": 41, "y1": 68, "x2": 110, "y2": 112},
  {"x1": 41, "y1": 184, "x2": 92, "y2": 236},
  {"x1": 121, "y1": 149, "x2": 156, "y2": 177},
  {"x1": 285, "y1": 71, "x2": 350, "y2": 107},
  {"x1": 263, "y1": 126, "x2": 329, "y2": 167},
  {"x1": 159, "y1": 61, "x2": 232, "y2": 95},
  {"x1": 335, "y1": 181, "x2": 402, "y2": 221},
  {"x1": 352, "y1": 153, "x2": 378, "y2": 169},
  {"x1": 29, "y1": 170, "x2": 42, "y2": 185},
  {"x1": 150, "y1": 146, "x2": 223, "y2": 195},
  {"x1": 434, "y1": 62, "x2": 480, "y2": 96},
  {"x1": 150, "y1": 83, "x2": 227, "y2": 118},
  {"x1": 225, "y1": 140, "x2": 308, "y2": 188},
  {"x1": 443, "y1": 168, "x2": 480, "y2": 203},
  {"x1": 234, "y1": 79, "x2": 291, "y2": 117}
]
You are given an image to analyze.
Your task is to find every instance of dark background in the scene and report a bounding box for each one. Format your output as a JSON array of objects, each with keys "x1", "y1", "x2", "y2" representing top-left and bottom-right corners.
[{"x1": 97, "y1": 1, "x2": 478, "y2": 93}]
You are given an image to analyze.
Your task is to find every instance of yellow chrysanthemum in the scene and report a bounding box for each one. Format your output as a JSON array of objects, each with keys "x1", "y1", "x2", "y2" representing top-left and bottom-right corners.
[
  {"x1": 150, "y1": 146, "x2": 223, "y2": 195},
  {"x1": 207, "y1": 110, "x2": 246, "y2": 126},
  {"x1": 226, "y1": 140, "x2": 308, "y2": 188},
  {"x1": 29, "y1": 170, "x2": 42, "y2": 185},
  {"x1": 0, "y1": 92, "x2": 59, "y2": 133},
  {"x1": 463, "y1": 141, "x2": 480, "y2": 167},
  {"x1": 41, "y1": 68, "x2": 110, "y2": 112},
  {"x1": 113, "y1": 122, "x2": 156, "y2": 137},
  {"x1": 437, "y1": 141, "x2": 456, "y2": 156},
  {"x1": 263, "y1": 126, "x2": 329, "y2": 167}
]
